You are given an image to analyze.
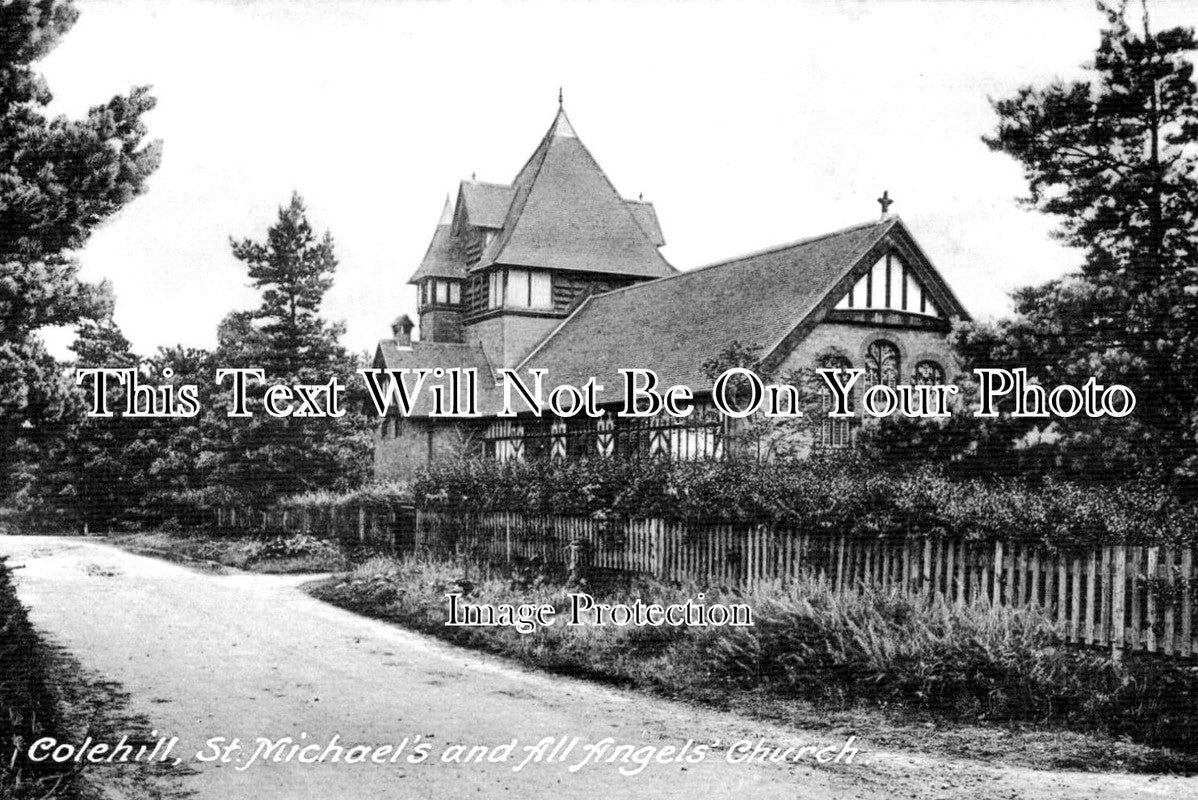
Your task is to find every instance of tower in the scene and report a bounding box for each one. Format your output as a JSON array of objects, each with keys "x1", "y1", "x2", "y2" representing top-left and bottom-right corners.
[{"x1": 405, "y1": 103, "x2": 674, "y2": 365}]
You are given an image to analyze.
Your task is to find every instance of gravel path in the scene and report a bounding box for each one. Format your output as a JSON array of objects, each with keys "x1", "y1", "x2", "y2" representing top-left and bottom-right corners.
[{"x1": 2, "y1": 535, "x2": 1194, "y2": 800}]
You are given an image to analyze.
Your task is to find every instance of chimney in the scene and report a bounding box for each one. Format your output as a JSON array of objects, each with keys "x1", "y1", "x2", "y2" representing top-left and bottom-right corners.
[{"x1": 391, "y1": 314, "x2": 415, "y2": 347}]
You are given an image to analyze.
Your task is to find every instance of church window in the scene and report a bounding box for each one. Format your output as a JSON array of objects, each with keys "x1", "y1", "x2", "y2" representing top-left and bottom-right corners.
[
  {"x1": 502, "y1": 269, "x2": 552, "y2": 309},
  {"x1": 865, "y1": 340, "x2": 901, "y2": 389},
  {"x1": 506, "y1": 269, "x2": 530, "y2": 306},
  {"x1": 488, "y1": 271, "x2": 502, "y2": 309},
  {"x1": 529, "y1": 271, "x2": 552, "y2": 307},
  {"x1": 914, "y1": 360, "x2": 945, "y2": 385},
  {"x1": 818, "y1": 354, "x2": 854, "y2": 449}
]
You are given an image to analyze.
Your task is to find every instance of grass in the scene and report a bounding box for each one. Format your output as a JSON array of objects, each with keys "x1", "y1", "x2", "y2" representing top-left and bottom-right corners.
[
  {"x1": 308, "y1": 553, "x2": 1198, "y2": 774},
  {"x1": 0, "y1": 557, "x2": 81, "y2": 800},
  {"x1": 111, "y1": 531, "x2": 348, "y2": 574}
]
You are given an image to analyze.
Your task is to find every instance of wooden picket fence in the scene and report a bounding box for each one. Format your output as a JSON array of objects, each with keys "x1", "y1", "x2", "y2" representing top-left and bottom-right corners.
[
  {"x1": 215, "y1": 503, "x2": 416, "y2": 552},
  {"x1": 214, "y1": 503, "x2": 1198, "y2": 658},
  {"x1": 414, "y1": 509, "x2": 1198, "y2": 659}
]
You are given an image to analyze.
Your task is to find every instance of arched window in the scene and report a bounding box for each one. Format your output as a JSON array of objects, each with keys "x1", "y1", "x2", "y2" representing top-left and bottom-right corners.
[
  {"x1": 818, "y1": 353, "x2": 853, "y2": 449},
  {"x1": 914, "y1": 360, "x2": 945, "y2": 386},
  {"x1": 865, "y1": 340, "x2": 901, "y2": 389}
]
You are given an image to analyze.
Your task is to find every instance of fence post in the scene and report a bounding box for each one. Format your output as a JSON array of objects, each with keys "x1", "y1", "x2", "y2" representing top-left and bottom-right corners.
[
  {"x1": 1183, "y1": 548, "x2": 1194, "y2": 658},
  {"x1": 1146, "y1": 547, "x2": 1158, "y2": 652},
  {"x1": 1164, "y1": 546, "x2": 1176, "y2": 657},
  {"x1": 358, "y1": 505, "x2": 365, "y2": 543},
  {"x1": 992, "y1": 541, "x2": 1003, "y2": 606},
  {"x1": 1111, "y1": 546, "x2": 1126, "y2": 660}
]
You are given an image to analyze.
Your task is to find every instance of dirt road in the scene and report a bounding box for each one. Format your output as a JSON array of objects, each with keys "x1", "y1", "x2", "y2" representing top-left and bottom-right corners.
[{"x1": 1, "y1": 536, "x2": 1194, "y2": 800}]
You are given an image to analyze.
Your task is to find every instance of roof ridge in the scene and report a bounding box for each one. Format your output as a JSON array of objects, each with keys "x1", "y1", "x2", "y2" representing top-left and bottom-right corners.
[
  {"x1": 566, "y1": 216, "x2": 899, "y2": 304},
  {"x1": 520, "y1": 216, "x2": 900, "y2": 367},
  {"x1": 462, "y1": 179, "x2": 511, "y2": 189}
]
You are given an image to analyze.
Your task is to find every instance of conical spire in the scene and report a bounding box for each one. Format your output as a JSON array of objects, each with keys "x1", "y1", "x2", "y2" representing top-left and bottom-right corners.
[
  {"x1": 550, "y1": 107, "x2": 576, "y2": 139},
  {"x1": 409, "y1": 196, "x2": 463, "y2": 284},
  {"x1": 477, "y1": 102, "x2": 674, "y2": 278}
]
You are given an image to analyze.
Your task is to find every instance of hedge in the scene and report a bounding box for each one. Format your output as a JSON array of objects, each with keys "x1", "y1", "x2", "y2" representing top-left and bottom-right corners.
[{"x1": 411, "y1": 455, "x2": 1197, "y2": 548}]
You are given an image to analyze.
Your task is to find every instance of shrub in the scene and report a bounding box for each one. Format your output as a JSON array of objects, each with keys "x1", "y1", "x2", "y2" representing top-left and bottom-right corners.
[
  {"x1": 411, "y1": 456, "x2": 1198, "y2": 547},
  {"x1": 312, "y1": 556, "x2": 1198, "y2": 758}
]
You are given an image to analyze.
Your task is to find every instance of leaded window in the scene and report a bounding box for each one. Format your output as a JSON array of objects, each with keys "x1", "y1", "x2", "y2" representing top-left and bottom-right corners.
[{"x1": 865, "y1": 340, "x2": 901, "y2": 389}]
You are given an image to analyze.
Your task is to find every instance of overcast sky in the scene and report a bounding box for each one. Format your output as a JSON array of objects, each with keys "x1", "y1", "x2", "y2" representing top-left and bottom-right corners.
[{"x1": 36, "y1": 0, "x2": 1198, "y2": 358}]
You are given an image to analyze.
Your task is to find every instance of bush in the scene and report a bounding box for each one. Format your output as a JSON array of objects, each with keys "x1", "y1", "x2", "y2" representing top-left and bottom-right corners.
[
  {"x1": 311, "y1": 556, "x2": 1198, "y2": 759},
  {"x1": 702, "y1": 580, "x2": 1198, "y2": 753},
  {"x1": 411, "y1": 456, "x2": 1198, "y2": 547}
]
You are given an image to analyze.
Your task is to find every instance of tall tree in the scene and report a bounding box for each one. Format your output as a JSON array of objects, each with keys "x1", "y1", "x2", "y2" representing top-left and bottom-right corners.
[
  {"x1": 229, "y1": 193, "x2": 341, "y2": 377},
  {"x1": 956, "y1": 0, "x2": 1198, "y2": 481},
  {"x1": 48, "y1": 316, "x2": 145, "y2": 529},
  {"x1": 0, "y1": 0, "x2": 161, "y2": 498},
  {"x1": 207, "y1": 195, "x2": 371, "y2": 500}
]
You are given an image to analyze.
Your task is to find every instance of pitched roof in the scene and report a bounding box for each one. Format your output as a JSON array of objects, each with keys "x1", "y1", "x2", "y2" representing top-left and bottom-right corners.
[
  {"x1": 475, "y1": 109, "x2": 676, "y2": 279},
  {"x1": 408, "y1": 197, "x2": 466, "y2": 283},
  {"x1": 459, "y1": 181, "x2": 515, "y2": 229},
  {"x1": 372, "y1": 339, "x2": 498, "y2": 416},
  {"x1": 519, "y1": 217, "x2": 903, "y2": 392},
  {"x1": 625, "y1": 199, "x2": 665, "y2": 246}
]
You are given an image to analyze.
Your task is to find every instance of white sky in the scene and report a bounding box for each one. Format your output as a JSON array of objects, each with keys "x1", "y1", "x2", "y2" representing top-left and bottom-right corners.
[{"x1": 35, "y1": 0, "x2": 1198, "y2": 358}]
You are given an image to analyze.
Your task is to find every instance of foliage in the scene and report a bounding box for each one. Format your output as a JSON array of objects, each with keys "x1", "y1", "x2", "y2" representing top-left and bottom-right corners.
[
  {"x1": 0, "y1": 558, "x2": 79, "y2": 798},
  {"x1": 706, "y1": 580, "x2": 1198, "y2": 753},
  {"x1": 0, "y1": 0, "x2": 160, "y2": 500},
  {"x1": 276, "y1": 481, "x2": 412, "y2": 510},
  {"x1": 699, "y1": 340, "x2": 826, "y2": 460},
  {"x1": 964, "y1": 2, "x2": 1198, "y2": 485},
  {"x1": 202, "y1": 193, "x2": 373, "y2": 501},
  {"x1": 412, "y1": 455, "x2": 1198, "y2": 546},
  {"x1": 312, "y1": 554, "x2": 1198, "y2": 761}
]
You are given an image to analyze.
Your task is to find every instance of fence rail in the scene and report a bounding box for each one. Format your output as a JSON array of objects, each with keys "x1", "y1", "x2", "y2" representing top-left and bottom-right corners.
[
  {"x1": 414, "y1": 510, "x2": 1196, "y2": 658},
  {"x1": 215, "y1": 504, "x2": 1197, "y2": 658}
]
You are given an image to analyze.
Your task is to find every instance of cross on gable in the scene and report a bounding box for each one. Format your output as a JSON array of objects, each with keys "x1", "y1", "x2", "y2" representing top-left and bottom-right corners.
[{"x1": 877, "y1": 190, "x2": 894, "y2": 215}]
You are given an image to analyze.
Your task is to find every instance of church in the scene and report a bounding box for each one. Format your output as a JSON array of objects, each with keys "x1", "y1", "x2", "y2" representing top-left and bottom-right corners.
[{"x1": 372, "y1": 103, "x2": 969, "y2": 480}]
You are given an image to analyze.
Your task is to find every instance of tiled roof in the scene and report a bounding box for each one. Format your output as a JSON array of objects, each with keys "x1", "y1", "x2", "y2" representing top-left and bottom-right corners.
[
  {"x1": 459, "y1": 181, "x2": 514, "y2": 229},
  {"x1": 625, "y1": 200, "x2": 665, "y2": 246},
  {"x1": 372, "y1": 339, "x2": 498, "y2": 416},
  {"x1": 475, "y1": 109, "x2": 676, "y2": 279},
  {"x1": 520, "y1": 217, "x2": 901, "y2": 393},
  {"x1": 408, "y1": 197, "x2": 467, "y2": 283}
]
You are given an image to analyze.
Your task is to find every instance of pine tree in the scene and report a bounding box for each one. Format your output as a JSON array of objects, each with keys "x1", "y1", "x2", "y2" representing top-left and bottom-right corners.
[
  {"x1": 0, "y1": 0, "x2": 161, "y2": 499},
  {"x1": 956, "y1": 1, "x2": 1198, "y2": 481},
  {"x1": 229, "y1": 193, "x2": 342, "y2": 378},
  {"x1": 49, "y1": 317, "x2": 146, "y2": 529},
  {"x1": 207, "y1": 194, "x2": 371, "y2": 500}
]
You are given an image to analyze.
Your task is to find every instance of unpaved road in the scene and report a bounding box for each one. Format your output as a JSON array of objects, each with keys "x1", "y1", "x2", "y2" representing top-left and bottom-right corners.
[{"x1": 2, "y1": 536, "x2": 1195, "y2": 800}]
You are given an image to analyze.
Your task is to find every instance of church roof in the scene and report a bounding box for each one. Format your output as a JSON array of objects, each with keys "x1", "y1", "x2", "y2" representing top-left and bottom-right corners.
[
  {"x1": 459, "y1": 181, "x2": 515, "y2": 229},
  {"x1": 388, "y1": 215, "x2": 970, "y2": 416},
  {"x1": 474, "y1": 108, "x2": 676, "y2": 279},
  {"x1": 408, "y1": 196, "x2": 466, "y2": 283},
  {"x1": 373, "y1": 339, "x2": 498, "y2": 416},
  {"x1": 625, "y1": 199, "x2": 665, "y2": 246},
  {"x1": 519, "y1": 217, "x2": 907, "y2": 392}
]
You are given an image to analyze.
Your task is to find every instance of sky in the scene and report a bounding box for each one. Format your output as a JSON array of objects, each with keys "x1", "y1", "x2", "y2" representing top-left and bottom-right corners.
[{"x1": 35, "y1": 0, "x2": 1198, "y2": 358}]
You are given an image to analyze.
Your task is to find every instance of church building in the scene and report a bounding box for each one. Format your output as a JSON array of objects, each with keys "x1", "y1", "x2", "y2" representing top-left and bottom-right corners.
[{"x1": 372, "y1": 103, "x2": 969, "y2": 480}]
